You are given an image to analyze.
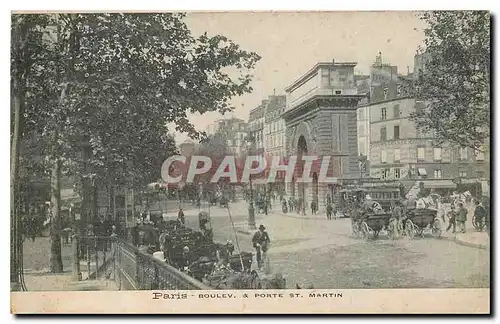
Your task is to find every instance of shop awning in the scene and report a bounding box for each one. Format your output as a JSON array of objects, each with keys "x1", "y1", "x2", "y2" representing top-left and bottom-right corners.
[
  {"x1": 418, "y1": 168, "x2": 427, "y2": 176},
  {"x1": 421, "y1": 180, "x2": 457, "y2": 189},
  {"x1": 251, "y1": 178, "x2": 269, "y2": 185}
]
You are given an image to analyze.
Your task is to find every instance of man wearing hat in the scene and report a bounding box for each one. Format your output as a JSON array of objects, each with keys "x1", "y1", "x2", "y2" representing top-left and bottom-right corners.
[{"x1": 252, "y1": 225, "x2": 271, "y2": 269}]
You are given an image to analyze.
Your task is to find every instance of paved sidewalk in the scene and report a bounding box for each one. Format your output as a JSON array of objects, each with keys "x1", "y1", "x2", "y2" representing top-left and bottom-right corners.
[{"x1": 22, "y1": 272, "x2": 118, "y2": 291}]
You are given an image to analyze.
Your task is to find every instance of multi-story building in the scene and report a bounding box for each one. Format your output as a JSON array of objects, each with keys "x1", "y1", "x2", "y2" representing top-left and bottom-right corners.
[
  {"x1": 368, "y1": 77, "x2": 489, "y2": 196},
  {"x1": 355, "y1": 54, "x2": 399, "y2": 164},
  {"x1": 248, "y1": 103, "x2": 265, "y2": 154},
  {"x1": 205, "y1": 117, "x2": 248, "y2": 156},
  {"x1": 283, "y1": 60, "x2": 364, "y2": 213},
  {"x1": 370, "y1": 52, "x2": 399, "y2": 87},
  {"x1": 262, "y1": 95, "x2": 287, "y2": 193},
  {"x1": 264, "y1": 95, "x2": 287, "y2": 158}
]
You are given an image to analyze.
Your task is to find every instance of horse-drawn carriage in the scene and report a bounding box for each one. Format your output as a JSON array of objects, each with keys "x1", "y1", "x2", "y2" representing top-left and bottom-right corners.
[
  {"x1": 404, "y1": 208, "x2": 441, "y2": 239},
  {"x1": 351, "y1": 199, "x2": 397, "y2": 240}
]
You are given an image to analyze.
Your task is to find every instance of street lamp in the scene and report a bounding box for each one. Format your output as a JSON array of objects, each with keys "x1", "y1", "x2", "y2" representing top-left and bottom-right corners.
[{"x1": 245, "y1": 135, "x2": 256, "y2": 230}]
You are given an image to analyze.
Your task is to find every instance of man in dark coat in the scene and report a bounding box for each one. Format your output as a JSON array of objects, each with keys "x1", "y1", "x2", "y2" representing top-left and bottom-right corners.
[
  {"x1": 474, "y1": 199, "x2": 487, "y2": 231},
  {"x1": 326, "y1": 203, "x2": 333, "y2": 220},
  {"x1": 178, "y1": 208, "x2": 185, "y2": 225},
  {"x1": 456, "y1": 203, "x2": 468, "y2": 233},
  {"x1": 252, "y1": 225, "x2": 271, "y2": 269}
]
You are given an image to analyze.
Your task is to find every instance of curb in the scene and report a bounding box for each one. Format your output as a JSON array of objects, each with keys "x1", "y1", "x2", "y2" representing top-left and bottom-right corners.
[
  {"x1": 453, "y1": 236, "x2": 489, "y2": 250},
  {"x1": 440, "y1": 234, "x2": 489, "y2": 250}
]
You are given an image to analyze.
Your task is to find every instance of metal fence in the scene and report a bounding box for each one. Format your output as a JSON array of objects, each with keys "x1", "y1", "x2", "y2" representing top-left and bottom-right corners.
[{"x1": 76, "y1": 235, "x2": 210, "y2": 290}]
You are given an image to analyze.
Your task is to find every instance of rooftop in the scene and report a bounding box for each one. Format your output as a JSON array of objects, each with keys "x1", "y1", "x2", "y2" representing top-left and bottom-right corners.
[{"x1": 285, "y1": 61, "x2": 358, "y2": 93}]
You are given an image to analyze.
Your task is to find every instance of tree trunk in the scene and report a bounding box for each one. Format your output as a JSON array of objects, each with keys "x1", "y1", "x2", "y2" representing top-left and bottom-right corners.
[
  {"x1": 81, "y1": 144, "x2": 92, "y2": 234},
  {"x1": 50, "y1": 158, "x2": 63, "y2": 273},
  {"x1": 91, "y1": 179, "x2": 98, "y2": 221}
]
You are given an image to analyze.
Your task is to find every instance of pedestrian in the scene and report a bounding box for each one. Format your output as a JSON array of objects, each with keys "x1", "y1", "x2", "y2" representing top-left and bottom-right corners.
[
  {"x1": 252, "y1": 225, "x2": 271, "y2": 270},
  {"x1": 326, "y1": 203, "x2": 333, "y2": 220},
  {"x1": 178, "y1": 208, "x2": 185, "y2": 226},
  {"x1": 310, "y1": 200, "x2": 317, "y2": 215},
  {"x1": 288, "y1": 197, "x2": 294, "y2": 212},
  {"x1": 282, "y1": 199, "x2": 288, "y2": 213},
  {"x1": 332, "y1": 203, "x2": 338, "y2": 220},
  {"x1": 446, "y1": 205, "x2": 456, "y2": 233},
  {"x1": 474, "y1": 199, "x2": 486, "y2": 232},
  {"x1": 456, "y1": 202, "x2": 468, "y2": 233}
]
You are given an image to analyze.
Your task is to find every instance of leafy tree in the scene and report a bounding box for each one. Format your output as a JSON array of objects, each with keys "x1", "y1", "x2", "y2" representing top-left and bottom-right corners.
[
  {"x1": 12, "y1": 13, "x2": 260, "y2": 273},
  {"x1": 411, "y1": 11, "x2": 490, "y2": 151}
]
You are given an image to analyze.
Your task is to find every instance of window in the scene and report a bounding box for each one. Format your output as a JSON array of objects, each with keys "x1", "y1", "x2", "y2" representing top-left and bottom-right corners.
[
  {"x1": 383, "y1": 87, "x2": 388, "y2": 100},
  {"x1": 381, "y1": 108, "x2": 387, "y2": 120},
  {"x1": 475, "y1": 150, "x2": 485, "y2": 161},
  {"x1": 359, "y1": 140, "x2": 366, "y2": 156},
  {"x1": 393, "y1": 125, "x2": 400, "y2": 139},
  {"x1": 415, "y1": 100, "x2": 424, "y2": 114},
  {"x1": 381, "y1": 150, "x2": 387, "y2": 164},
  {"x1": 393, "y1": 104, "x2": 400, "y2": 118},
  {"x1": 459, "y1": 171, "x2": 468, "y2": 178},
  {"x1": 358, "y1": 108, "x2": 365, "y2": 120},
  {"x1": 477, "y1": 171, "x2": 485, "y2": 178},
  {"x1": 459, "y1": 147, "x2": 468, "y2": 160},
  {"x1": 397, "y1": 84, "x2": 402, "y2": 96},
  {"x1": 358, "y1": 124, "x2": 365, "y2": 136},
  {"x1": 434, "y1": 169, "x2": 443, "y2": 179},
  {"x1": 394, "y1": 168, "x2": 401, "y2": 179},
  {"x1": 417, "y1": 147, "x2": 425, "y2": 162},
  {"x1": 433, "y1": 147, "x2": 442, "y2": 161},
  {"x1": 394, "y1": 148, "x2": 401, "y2": 162},
  {"x1": 380, "y1": 127, "x2": 387, "y2": 141},
  {"x1": 381, "y1": 168, "x2": 390, "y2": 179}
]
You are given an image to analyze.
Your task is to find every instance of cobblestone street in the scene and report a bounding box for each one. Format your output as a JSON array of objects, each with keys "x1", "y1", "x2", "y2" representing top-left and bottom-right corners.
[{"x1": 179, "y1": 200, "x2": 490, "y2": 289}]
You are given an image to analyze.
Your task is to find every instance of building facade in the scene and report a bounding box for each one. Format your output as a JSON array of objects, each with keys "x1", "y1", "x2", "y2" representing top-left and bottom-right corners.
[
  {"x1": 205, "y1": 118, "x2": 248, "y2": 156},
  {"x1": 368, "y1": 80, "x2": 489, "y2": 196},
  {"x1": 248, "y1": 102, "x2": 265, "y2": 154},
  {"x1": 264, "y1": 95, "x2": 287, "y2": 158},
  {"x1": 263, "y1": 95, "x2": 286, "y2": 193},
  {"x1": 283, "y1": 61, "x2": 364, "y2": 213}
]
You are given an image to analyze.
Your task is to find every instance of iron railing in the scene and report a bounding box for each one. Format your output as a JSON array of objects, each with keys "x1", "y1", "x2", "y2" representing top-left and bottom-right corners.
[{"x1": 76, "y1": 235, "x2": 210, "y2": 290}]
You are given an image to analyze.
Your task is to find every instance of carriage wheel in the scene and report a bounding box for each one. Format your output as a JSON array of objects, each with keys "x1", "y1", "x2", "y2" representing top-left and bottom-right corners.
[
  {"x1": 431, "y1": 219, "x2": 442, "y2": 238},
  {"x1": 397, "y1": 221, "x2": 404, "y2": 236},
  {"x1": 472, "y1": 216, "x2": 485, "y2": 232},
  {"x1": 405, "y1": 220, "x2": 415, "y2": 240},
  {"x1": 360, "y1": 221, "x2": 370, "y2": 240},
  {"x1": 351, "y1": 220, "x2": 358, "y2": 237}
]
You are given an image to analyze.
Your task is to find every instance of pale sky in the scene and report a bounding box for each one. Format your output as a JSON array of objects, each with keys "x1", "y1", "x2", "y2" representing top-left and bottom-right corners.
[{"x1": 174, "y1": 11, "x2": 427, "y2": 143}]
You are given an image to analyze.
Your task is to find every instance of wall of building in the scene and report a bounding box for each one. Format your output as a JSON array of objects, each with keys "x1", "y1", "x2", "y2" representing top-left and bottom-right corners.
[
  {"x1": 368, "y1": 94, "x2": 488, "y2": 188},
  {"x1": 264, "y1": 95, "x2": 287, "y2": 157}
]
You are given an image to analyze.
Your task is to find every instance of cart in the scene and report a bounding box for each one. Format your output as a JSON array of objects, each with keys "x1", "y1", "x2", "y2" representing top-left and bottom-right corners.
[
  {"x1": 355, "y1": 213, "x2": 393, "y2": 240},
  {"x1": 404, "y1": 208, "x2": 441, "y2": 239}
]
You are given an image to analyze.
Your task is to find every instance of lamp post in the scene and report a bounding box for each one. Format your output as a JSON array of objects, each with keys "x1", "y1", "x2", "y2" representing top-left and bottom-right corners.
[{"x1": 246, "y1": 135, "x2": 256, "y2": 230}]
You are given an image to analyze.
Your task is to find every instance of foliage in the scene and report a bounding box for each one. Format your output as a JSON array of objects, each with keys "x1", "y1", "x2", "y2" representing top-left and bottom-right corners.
[
  {"x1": 13, "y1": 13, "x2": 261, "y2": 189},
  {"x1": 411, "y1": 11, "x2": 490, "y2": 151}
]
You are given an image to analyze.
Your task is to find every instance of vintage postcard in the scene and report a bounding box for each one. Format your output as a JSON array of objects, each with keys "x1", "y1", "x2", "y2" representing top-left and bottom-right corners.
[{"x1": 10, "y1": 11, "x2": 490, "y2": 314}]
